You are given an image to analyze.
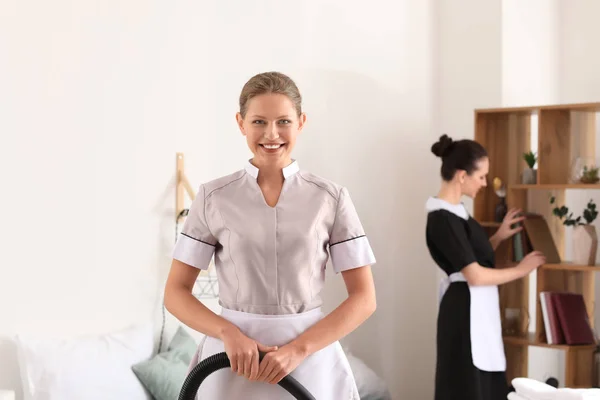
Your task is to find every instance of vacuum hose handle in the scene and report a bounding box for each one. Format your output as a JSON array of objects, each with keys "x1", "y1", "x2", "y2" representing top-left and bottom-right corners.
[{"x1": 178, "y1": 351, "x2": 316, "y2": 400}]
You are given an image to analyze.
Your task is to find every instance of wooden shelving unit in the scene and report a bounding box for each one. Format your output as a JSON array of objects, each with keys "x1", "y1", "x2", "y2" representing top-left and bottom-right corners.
[
  {"x1": 473, "y1": 102, "x2": 600, "y2": 388},
  {"x1": 511, "y1": 184, "x2": 600, "y2": 190},
  {"x1": 504, "y1": 332, "x2": 597, "y2": 351}
]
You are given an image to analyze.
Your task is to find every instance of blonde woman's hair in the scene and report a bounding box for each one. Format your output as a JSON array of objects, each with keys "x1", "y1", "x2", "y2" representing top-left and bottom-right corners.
[{"x1": 239, "y1": 72, "x2": 302, "y2": 118}]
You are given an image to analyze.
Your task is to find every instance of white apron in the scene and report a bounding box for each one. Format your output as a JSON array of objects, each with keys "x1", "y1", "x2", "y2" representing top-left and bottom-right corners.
[
  {"x1": 187, "y1": 307, "x2": 360, "y2": 400},
  {"x1": 439, "y1": 272, "x2": 506, "y2": 372}
]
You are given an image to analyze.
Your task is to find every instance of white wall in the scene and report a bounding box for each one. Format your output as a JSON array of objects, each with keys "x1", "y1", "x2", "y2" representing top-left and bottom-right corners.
[
  {"x1": 502, "y1": 0, "x2": 560, "y2": 107},
  {"x1": 437, "y1": 0, "x2": 503, "y2": 211},
  {"x1": 0, "y1": 0, "x2": 440, "y2": 398},
  {"x1": 559, "y1": 0, "x2": 600, "y2": 104}
]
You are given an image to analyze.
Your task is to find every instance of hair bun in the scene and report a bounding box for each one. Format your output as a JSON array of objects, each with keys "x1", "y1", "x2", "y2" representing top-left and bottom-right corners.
[{"x1": 431, "y1": 134, "x2": 454, "y2": 158}]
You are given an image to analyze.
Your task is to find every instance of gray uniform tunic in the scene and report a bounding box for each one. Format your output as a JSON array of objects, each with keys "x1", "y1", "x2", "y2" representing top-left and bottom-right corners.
[{"x1": 173, "y1": 160, "x2": 376, "y2": 315}]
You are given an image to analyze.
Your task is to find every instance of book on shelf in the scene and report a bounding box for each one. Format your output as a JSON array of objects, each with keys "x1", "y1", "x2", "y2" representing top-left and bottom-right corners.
[
  {"x1": 512, "y1": 213, "x2": 562, "y2": 263},
  {"x1": 512, "y1": 215, "x2": 530, "y2": 262},
  {"x1": 539, "y1": 291, "x2": 596, "y2": 345},
  {"x1": 521, "y1": 213, "x2": 562, "y2": 264}
]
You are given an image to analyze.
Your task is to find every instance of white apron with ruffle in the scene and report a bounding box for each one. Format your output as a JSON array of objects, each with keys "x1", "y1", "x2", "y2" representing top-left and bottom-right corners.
[{"x1": 187, "y1": 307, "x2": 360, "y2": 399}]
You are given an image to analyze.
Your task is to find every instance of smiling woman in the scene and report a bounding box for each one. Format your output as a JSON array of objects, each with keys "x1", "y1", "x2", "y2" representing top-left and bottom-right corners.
[{"x1": 164, "y1": 71, "x2": 377, "y2": 399}]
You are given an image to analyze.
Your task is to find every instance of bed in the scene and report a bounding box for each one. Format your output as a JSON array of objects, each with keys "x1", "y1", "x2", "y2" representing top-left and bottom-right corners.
[{"x1": 14, "y1": 322, "x2": 391, "y2": 400}]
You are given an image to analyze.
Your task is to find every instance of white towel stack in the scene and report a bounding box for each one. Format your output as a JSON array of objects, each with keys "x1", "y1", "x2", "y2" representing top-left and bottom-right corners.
[
  {"x1": 0, "y1": 391, "x2": 14, "y2": 400},
  {"x1": 507, "y1": 378, "x2": 600, "y2": 400}
]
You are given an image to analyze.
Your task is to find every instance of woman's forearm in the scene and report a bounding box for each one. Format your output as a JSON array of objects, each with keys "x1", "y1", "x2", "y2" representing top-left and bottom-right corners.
[
  {"x1": 462, "y1": 262, "x2": 527, "y2": 286},
  {"x1": 489, "y1": 233, "x2": 502, "y2": 250},
  {"x1": 289, "y1": 291, "x2": 376, "y2": 357},
  {"x1": 164, "y1": 286, "x2": 238, "y2": 340}
]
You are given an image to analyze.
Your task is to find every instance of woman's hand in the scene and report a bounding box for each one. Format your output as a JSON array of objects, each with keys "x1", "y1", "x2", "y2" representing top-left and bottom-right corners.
[
  {"x1": 221, "y1": 326, "x2": 278, "y2": 381},
  {"x1": 256, "y1": 343, "x2": 308, "y2": 384},
  {"x1": 517, "y1": 250, "x2": 546, "y2": 275},
  {"x1": 496, "y1": 208, "x2": 526, "y2": 241}
]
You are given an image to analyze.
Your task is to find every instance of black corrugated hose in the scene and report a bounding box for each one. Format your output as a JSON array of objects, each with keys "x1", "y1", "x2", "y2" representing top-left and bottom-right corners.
[{"x1": 178, "y1": 351, "x2": 316, "y2": 400}]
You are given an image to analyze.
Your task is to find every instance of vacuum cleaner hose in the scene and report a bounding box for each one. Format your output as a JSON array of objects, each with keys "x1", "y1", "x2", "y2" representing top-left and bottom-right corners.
[{"x1": 178, "y1": 351, "x2": 316, "y2": 400}]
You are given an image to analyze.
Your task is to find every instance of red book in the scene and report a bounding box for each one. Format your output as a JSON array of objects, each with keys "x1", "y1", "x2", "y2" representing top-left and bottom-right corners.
[
  {"x1": 553, "y1": 293, "x2": 596, "y2": 345},
  {"x1": 541, "y1": 292, "x2": 565, "y2": 344}
]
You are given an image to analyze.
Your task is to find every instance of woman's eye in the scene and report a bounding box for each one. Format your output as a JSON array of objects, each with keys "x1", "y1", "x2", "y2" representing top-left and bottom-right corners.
[
  {"x1": 278, "y1": 119, "x2": 291, "y2": 124},
  {"x1": 252, "y1": 120, "x2": 265, "y2": 124}
]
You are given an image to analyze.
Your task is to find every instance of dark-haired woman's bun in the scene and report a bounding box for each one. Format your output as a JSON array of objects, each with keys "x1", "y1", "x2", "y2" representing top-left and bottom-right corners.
[{"x1": 431, "y1": 134, "x2": 454, "y2": 158}]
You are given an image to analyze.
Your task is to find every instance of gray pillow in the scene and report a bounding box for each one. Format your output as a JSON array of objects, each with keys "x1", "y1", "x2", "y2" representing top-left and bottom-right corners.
[
  {"x1": 132, "y1": 326, "x2": 199, "y2": 400},
  {"x1": 132, "y1": 348, "x2": 189, "y2": 400},
  {"x1": 167, "y1": 326, "x2": 197, "y2": 365}
]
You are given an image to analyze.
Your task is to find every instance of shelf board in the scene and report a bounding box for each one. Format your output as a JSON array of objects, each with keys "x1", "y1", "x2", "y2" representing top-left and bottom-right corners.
[
  {"x1": 509, "y1": 184, "x2": 600, "y2": 190},
  {"x1": 475, "y1": 102, "x2": 600, "y2": 114},
  {"x1": 541, "y1": 263, "x2": 600, "y2": 272},
  {"x1": 479, "y1": 221, "x2": 501, "y2": 227},
  {"x1": 503, "y1": 333, "x2": 597, "y2": 350}
]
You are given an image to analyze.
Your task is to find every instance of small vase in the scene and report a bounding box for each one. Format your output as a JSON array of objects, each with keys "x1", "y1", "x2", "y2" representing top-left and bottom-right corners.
[
  {"x1": 522, "y1": 168, "x2": 537, "y2": 184},
  {"x1": 502, "y1": 307, "x2": 530, "y2": 337},
  {"x1": 572, "y1": 225, "x2": 598, "y2": 266}
]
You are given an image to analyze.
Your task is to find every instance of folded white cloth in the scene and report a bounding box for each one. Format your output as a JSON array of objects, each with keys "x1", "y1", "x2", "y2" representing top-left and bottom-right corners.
[
  {"x1": 512, "y1": 378, "x2": 557, "y2": 400},
  {"x1": 510, "y1": 377, "x2": 600, "y2": 400},
  {"x1": 509, "y1": 392, "x2": 533, "y2": 400},
  {"x1": 553, "y1": 388, "x2": 600, "y2": 400}
]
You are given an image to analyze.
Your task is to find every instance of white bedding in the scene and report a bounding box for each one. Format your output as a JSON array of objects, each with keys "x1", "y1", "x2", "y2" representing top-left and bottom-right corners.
[
  {"x1": 344, "y1": 349, "x2": 392, "y2": 400},
  {"x1": 12, "y1": 323, "x2": 391, "y2": 400}
]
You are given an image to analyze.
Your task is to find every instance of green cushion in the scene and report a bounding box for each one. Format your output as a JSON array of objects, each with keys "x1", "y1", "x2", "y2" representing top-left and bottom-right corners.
[
  {"x1": 167, "y1": 326, "x2": 197, "y2": 365},
  {"x1": 132, "y1": 349, "x2": 189, "y2": 400},
  {"x1": 132, "y1": 326, "x2": 199, "y2": 400}
]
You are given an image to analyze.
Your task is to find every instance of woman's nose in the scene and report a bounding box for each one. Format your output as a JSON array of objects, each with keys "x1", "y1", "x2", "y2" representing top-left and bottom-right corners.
[{"x1": 265, "y1": 123, "x2": 279, "y2": 139}]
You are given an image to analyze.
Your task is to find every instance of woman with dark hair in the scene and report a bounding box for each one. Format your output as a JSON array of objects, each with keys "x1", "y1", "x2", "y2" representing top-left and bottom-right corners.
[{"x1": 425, "y1": 134, "x2": 545, "y2": 400}]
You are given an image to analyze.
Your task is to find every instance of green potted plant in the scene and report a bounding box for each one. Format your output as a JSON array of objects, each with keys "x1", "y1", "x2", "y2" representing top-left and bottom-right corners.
[
  {"x1": 580, "y1": 165, "x2": 600, "y2": 184},
  {"x1": 570, "y1": 156, "x2": 600, "y2": 184},
  {"x1": 522, "y1": 151, "x2": 537, "y2": 184},
  {"x1": 550, "y1": 196, "x2": 598, "y2": 265}
]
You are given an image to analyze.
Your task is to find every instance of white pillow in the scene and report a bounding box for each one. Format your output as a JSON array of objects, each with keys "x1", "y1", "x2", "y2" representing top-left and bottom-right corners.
[{"x1": 15, "y1": 324, "x2": 154, "y2": 400}]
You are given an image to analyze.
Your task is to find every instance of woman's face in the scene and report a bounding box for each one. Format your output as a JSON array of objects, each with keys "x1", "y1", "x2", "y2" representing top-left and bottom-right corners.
[
  {"x1": 459, "y1": 157, "x2": 489, "y2": 198},
  {"x1": 236, "y1": 93, "x2": 306, "y2": 168}
]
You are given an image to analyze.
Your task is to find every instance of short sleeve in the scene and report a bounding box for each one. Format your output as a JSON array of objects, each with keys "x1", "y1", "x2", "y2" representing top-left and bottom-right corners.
[
  {"x1": 172, "y1": 185, "x2": 217, "y2": 270},
  {"x1": 427, "y1": 211, "x2": 476, "y2": 272},
  {"x1": 328, "y1": 187, "x2": 376, "y2": 273}
]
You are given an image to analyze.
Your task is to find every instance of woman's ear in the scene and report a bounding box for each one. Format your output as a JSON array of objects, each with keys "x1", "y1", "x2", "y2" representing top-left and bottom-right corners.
[
  {"x1": 298, "y1": 113, "x2": 307, "y2": 132},
  {"x1": 236, "y1": 112, "x2": 246, "y2": 136}
]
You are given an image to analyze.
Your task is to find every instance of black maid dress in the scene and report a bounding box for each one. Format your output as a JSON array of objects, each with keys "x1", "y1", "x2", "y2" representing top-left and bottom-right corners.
[{"x1": 425, "y1": 197, "x2": 510, "y2": 400}]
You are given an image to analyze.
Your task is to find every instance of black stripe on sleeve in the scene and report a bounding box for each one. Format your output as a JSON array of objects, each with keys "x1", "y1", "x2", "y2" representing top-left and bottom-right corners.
[
  {"x1": 181, "y1": 232, "x2": 216, "y2": 247},
  {"x1": 329, "y1": 235, "x2": 366, "y2": 247}
]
